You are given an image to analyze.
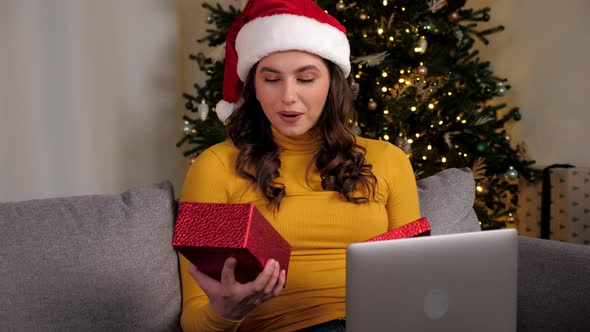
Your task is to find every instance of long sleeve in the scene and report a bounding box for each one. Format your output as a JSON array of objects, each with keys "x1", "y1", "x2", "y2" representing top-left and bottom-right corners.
[
  {"x1": 178, "y1": 146, "x2": 244, "y2": 332},
  {"x1": 381, "y1": 142, "x2": 421, "y2": 230}
]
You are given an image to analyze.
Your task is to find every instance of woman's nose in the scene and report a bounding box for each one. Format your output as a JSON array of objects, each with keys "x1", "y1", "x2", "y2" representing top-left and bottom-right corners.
[{"x1": 281, "y1": 81, "x2": 296, "y2": 104}]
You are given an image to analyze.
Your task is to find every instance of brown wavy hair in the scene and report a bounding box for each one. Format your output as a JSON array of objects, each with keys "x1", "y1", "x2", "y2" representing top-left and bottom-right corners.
[{"x1": 226, "y1": 59, "x2": 377, "y2": 210}]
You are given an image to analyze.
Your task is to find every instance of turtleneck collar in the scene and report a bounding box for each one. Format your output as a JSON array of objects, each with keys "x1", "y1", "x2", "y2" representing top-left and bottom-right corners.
[{"x1": 271, "y1": 126, "x2": 322, "y2": 153}]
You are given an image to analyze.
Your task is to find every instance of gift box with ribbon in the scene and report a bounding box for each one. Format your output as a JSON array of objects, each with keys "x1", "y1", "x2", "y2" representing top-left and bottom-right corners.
[
  {"x1": 518, "y1": 165, "x2": 590, "y2": 245},
  {"x1": 172, "y1": 202, "x2": 291, "y2": 283},
  {"x1": 365, "y1": 217, "x2": 431, "y2": 242}
]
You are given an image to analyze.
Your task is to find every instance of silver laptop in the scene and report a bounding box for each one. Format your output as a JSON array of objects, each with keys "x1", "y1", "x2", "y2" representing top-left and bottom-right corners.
[{"x1": 346, "y1": 229, "x2": 518, "y2": 332}]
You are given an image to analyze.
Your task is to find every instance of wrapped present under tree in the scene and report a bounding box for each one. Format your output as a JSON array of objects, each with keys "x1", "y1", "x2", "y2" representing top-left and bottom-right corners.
[{"x1": 518, "y1": 165, "x2": 590, "y2": 245}]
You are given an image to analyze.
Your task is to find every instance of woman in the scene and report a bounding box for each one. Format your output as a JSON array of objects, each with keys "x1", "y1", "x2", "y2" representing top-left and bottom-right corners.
[{"x1": 179, "y1": 1, "x2": 421, "y2": 331}]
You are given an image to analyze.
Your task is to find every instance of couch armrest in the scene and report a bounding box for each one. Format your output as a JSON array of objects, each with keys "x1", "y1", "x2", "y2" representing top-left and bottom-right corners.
[{"x1": 517, "y1": 236, "x2": 590, "y2": 332}]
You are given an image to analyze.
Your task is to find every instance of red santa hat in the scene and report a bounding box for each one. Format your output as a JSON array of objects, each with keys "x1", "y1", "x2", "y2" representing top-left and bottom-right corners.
[{"x1": 215, "y1": 0, "x2": 351, "y2": 122}]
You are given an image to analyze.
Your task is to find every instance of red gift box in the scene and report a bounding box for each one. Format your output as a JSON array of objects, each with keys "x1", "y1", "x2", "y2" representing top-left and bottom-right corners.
[
  {"x1": 172, "y1": 202, "x2": 291, "y2": 284},
  {"x1": 365, "y1": 217, "x2": 431, "y2": 242}
]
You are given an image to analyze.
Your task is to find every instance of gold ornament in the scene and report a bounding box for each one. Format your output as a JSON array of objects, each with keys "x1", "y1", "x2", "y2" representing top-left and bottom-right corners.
[
  {"x1": 414, "y1": 37, "x2": 428, "y2": 54},
  {"x1": 416, "y1": 65, "x2": 428, "y2": 76},
  {"x1": 368, "y1": 99, "x2": 378, "y2": 110},
  {"x1": 197, "y1": 100, "x2": 209, "y2": 121},
  {"x1": 449, "y1": 12, "x2": 460, "y2": 22}
]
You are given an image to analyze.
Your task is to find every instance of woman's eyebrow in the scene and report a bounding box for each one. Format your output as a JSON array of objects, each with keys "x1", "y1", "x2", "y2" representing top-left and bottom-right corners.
[
  {"x1": 259, "y1": 65, "x2": 321, "y2": 74},
  {"x1": 259, "y1": 67, "x2": 281, "y2": 74},
  {"x1": 294, "y1": 65, "x2": 320, "y2": 73}
]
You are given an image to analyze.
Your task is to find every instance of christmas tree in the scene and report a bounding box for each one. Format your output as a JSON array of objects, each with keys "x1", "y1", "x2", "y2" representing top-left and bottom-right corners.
[{"x1": 177, "y1": 0, "x2": 537, "y2": 230}]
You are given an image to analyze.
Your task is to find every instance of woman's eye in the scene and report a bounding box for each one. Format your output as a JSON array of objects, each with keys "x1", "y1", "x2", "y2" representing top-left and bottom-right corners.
[
  {"x1": 264, "y1": 78, "x2": 280, "y2": 83},
  {"x1": 297, "y1": 78, "x2": 315, "y2": 83}
]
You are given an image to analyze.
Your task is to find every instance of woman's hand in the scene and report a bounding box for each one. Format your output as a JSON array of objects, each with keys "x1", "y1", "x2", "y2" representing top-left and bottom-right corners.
[{"x1": 187, "y1": 257, "x2": 286, "y2": 321}]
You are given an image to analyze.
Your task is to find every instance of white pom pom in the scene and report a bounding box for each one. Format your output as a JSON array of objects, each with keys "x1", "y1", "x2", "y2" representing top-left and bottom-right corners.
[{"x1": 215, "y1": 100, "x2": 235, "y2": 122}]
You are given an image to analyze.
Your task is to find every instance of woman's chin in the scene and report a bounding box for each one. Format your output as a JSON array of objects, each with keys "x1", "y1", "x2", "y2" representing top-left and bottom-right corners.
[{"x1": 276, "y1": 126, "x2": 311, "y2": 138}]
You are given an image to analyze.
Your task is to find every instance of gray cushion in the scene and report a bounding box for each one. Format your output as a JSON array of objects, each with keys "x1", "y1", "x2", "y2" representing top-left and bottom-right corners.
[
  {"x1": 417, "y1": 168, "x2": 481, "y2": 234},
  {"x1": 517, "y1": 236, "x2": 590, "y2": 332},
  {"x1": 0, "y1": 181, "x2": 181, "y2": 331}
]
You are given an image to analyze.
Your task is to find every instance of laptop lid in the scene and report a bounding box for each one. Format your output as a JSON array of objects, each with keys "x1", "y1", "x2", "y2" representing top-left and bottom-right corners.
[{"x1": 346, "y1": 229, "x2": 518, "y2": 332}]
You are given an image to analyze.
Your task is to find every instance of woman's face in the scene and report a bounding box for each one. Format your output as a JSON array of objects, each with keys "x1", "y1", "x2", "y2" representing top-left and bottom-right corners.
[{"x1": 254, "y1": 50, "x2": 330, "y2": 138}]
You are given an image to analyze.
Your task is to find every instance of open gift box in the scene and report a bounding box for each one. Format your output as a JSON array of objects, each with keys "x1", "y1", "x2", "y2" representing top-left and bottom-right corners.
[{"x1": 172, "y1": 202, "x2": 291, "y2": 284}]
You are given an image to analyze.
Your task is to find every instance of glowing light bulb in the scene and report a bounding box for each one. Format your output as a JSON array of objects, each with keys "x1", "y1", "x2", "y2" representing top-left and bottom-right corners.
[
  {"x1": 383, "y1": 134, "x2": 390, "y2": 140},
  {"x1": 442, "y1": 157, "x2": 447, "y2": 163},
  {"x1": 427, "y1": 145, "x2": 432, "y2": 150},
  {"x1": 377, "y1": 28, "x2": 384, "y2": 35},
  {"x1": 381, "y1": 87, "x2": 388, "y2": 92}
]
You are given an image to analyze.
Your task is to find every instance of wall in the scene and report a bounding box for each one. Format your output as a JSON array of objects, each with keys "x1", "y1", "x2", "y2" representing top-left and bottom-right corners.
[
  {"x1": 0, "y1": 0, "x2": 187, "y2": 202},
  {"x1": 469, "y1": 0, "x2": 590, "y2": 167}
]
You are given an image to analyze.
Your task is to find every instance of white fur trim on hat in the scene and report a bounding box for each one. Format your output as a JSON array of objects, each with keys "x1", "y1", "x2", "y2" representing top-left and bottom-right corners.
[
  {"x1": 235, "y1": 14, "x2": 350, "y2": 81},
  {"x1": 215, "y1": 100, "x2": 235, "y2": 122}
]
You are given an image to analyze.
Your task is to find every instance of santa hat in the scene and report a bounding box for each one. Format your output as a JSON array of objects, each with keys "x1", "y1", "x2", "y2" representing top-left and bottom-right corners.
[{"x1": 215, "y1": 0, "x2": 351, "y2": 122}]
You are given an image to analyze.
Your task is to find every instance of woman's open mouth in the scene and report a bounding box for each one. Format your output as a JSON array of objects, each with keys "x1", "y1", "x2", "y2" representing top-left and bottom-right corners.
[{"x1": 278, "y1": 111, "x2": 303, "y2": 123}]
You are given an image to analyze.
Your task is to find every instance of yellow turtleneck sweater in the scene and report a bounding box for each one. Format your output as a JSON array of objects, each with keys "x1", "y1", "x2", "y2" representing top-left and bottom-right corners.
[{"x1": 179, "y1": 128, "x2": 420, "y2": 331}]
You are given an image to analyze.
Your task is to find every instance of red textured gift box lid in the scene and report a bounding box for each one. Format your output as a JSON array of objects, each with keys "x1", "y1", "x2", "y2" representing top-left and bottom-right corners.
[
  {"x1": 172, "y1": 202, "x2": 291, "y2": 284},
  {"x1": 365, "y1": 217, "x2": 431, "y2": 242}
]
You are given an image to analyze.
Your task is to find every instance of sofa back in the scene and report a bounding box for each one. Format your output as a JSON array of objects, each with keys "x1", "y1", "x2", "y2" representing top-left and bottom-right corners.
[
  {"x1": 1, "y1": 181, "x2": 181, "y2": 331},
  {"x1": 1, "y1": 168, "x2": 480, "y2": 331}
]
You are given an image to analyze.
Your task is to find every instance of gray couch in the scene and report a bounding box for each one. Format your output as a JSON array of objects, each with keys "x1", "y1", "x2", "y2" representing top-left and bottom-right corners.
[{"x1": 2, "y1": 168, "x2": 589, "y2": 331}]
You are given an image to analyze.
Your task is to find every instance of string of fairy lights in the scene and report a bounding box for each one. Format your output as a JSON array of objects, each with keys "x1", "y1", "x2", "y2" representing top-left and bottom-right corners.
[{"x1": 336, "y1": 0, "x2": 516, "y2": 165}]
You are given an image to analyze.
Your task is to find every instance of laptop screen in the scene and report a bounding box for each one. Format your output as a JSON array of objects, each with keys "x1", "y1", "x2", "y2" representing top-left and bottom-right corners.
[{"x1": 346, "y1": 229, "x2": 517, "y2": 332}]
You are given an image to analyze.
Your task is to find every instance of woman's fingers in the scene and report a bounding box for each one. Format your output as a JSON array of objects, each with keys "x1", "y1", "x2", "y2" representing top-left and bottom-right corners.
[
  {"x1": 220, "y1": 257, "x2": 238, "y2": 287},
  {"x1": 193, "y1": 258, "x2": 283, "y2": 307},
  {"x1": 187, "y1": 263, "x2": 218, "y2": 293},
  {"x1": 187, "y1": 258, "x2": 284, "y2": 320},
  {"x1": 262, "y1": 261, "x2": 280, "y2": 295},
  {"x1": 187, "y1": 262, "x2": 199, "y2": 279},
  {"x1": 272, "y1": 270, "x2": 286, "y2": 297},
  {"x1": 252, "y1": 259, "x2": 277, "y2": 293}
]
